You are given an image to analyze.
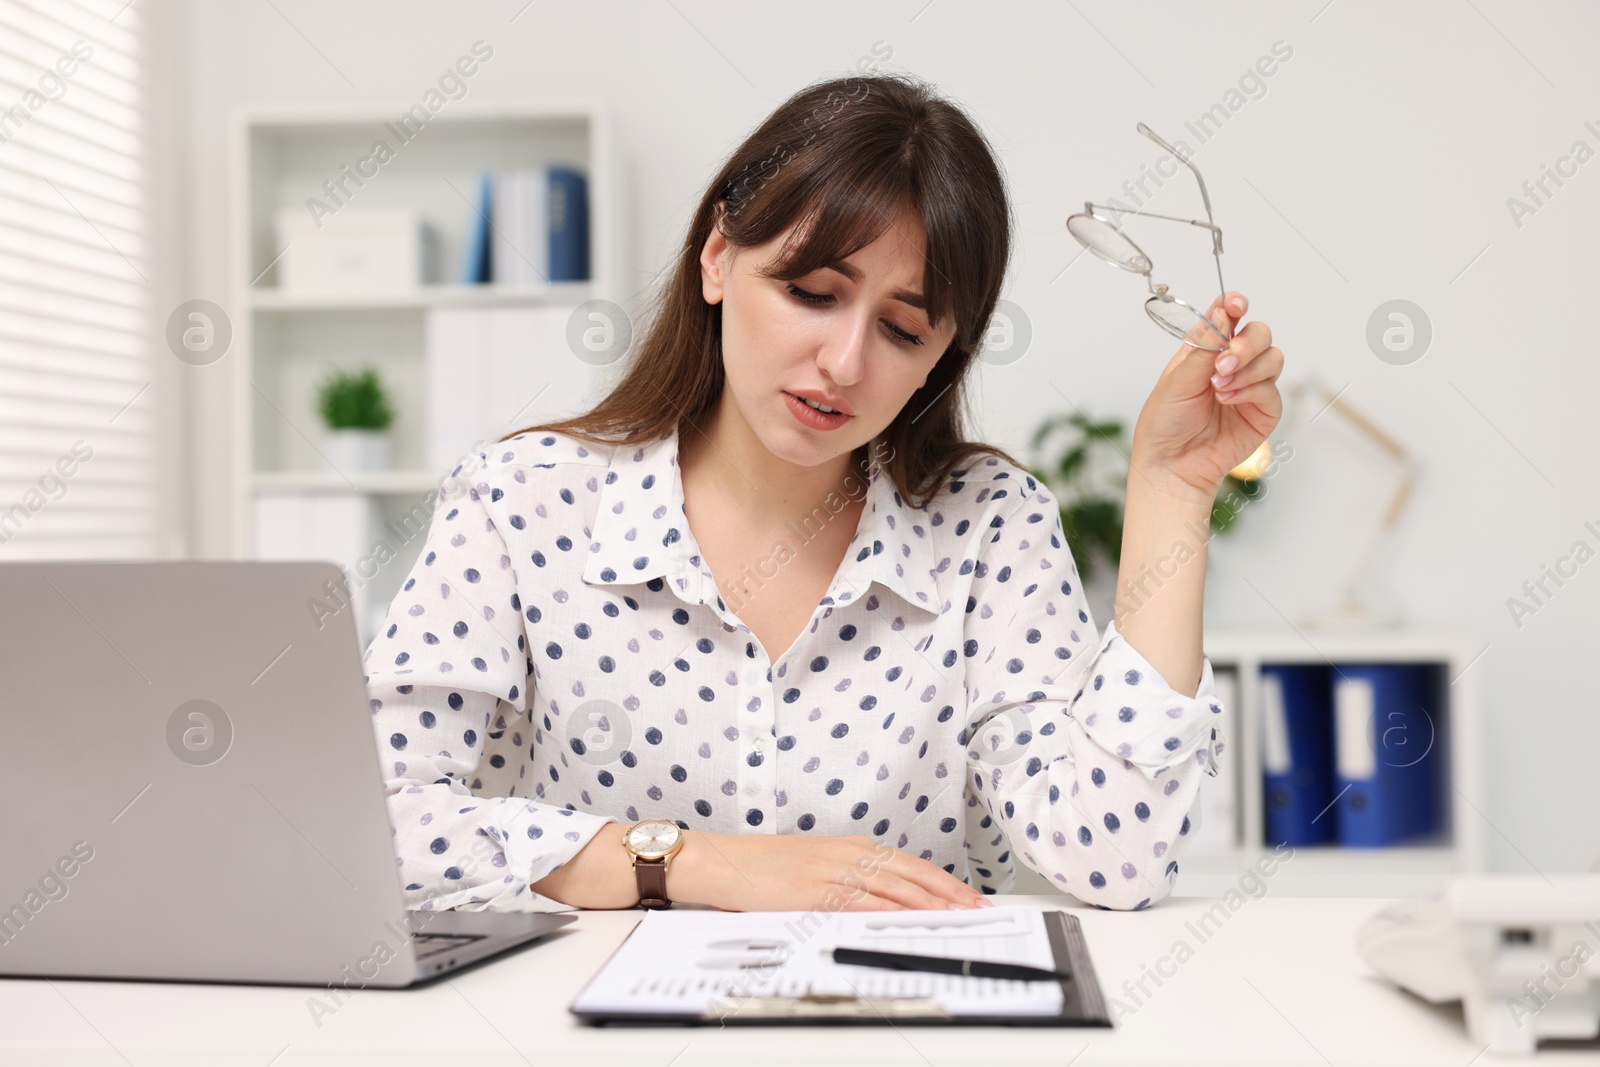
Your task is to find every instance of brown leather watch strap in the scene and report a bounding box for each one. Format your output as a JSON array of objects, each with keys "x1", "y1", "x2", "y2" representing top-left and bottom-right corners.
[{"x1": 635, "y1": 857, "x2": 671, "y2": 909}]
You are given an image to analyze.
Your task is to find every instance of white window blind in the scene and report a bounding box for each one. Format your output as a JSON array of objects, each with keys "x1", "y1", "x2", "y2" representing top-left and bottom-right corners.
[{"x1": 0, "y1": 0, "x2": 154, "y2": 558}]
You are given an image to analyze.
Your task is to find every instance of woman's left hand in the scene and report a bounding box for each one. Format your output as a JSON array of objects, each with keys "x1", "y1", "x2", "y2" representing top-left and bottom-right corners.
[{"x1": 1129, "y1": 290, "x2": 1283, "y2": 497}]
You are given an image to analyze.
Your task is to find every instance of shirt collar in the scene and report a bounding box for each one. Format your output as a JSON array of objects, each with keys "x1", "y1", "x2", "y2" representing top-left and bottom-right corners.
[
  {"x1": 835, "y1": 438, "x2": 943, "y2": 615},
  {"x1": 581, "y1": 427, "x2": 942, "y2": 615},
  {"x1": 580, "y1": 428, "x2": 691, "y2": 594}
]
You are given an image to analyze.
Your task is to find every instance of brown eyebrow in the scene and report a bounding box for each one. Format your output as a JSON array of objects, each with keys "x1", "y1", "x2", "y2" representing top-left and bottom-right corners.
[{"x1": 824, "y1": 260, "x2": 927, "y2": 312}]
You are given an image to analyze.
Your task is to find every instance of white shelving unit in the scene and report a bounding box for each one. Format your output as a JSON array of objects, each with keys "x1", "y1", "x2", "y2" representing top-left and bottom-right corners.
[
  {"x1": 1181, "y1": 628, "x2": 1485, "y2": 897},
  {"x1": 1008, "y1": 627, "x2": 1485, "y2": 900},
  {"x1": 229, "y1": 103, "x2": 628, "y2": 645}
]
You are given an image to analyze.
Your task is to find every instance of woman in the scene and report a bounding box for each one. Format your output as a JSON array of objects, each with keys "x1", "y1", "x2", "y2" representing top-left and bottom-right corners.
[{"x1": 364, "y1": 71, "x2": 1282, "y2": 914}]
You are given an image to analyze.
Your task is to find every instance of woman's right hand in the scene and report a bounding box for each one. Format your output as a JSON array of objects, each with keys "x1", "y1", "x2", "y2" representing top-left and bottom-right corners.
[{"x1": 673, "y1": 831, "x2": 993, "y2": 912}]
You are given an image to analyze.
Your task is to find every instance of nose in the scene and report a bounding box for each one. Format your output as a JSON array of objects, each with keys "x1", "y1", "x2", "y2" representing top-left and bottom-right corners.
[{"x1": 817, "y1": 309, "x2": 870, "y2": 388}]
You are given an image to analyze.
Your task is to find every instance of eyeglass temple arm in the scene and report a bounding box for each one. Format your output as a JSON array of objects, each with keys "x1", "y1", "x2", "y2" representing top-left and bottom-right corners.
[
  {"x1": 1136, "y1": 122, "x2": 1218, "y2": 230},
  {"x1": 1082, "y1": 202, "x2": 1221, "y2": 245},
  {"x1": 1082, "y1": 200, "x2": 1228, "y2": 302},
  {"x1": 1134, "y1": 122, "x2": 1226, "y2": 302}
]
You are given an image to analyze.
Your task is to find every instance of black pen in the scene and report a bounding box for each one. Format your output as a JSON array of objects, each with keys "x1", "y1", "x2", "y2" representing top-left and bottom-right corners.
[{"x1": 831, "y1": 946, "x2": 1071, "y2": 983}]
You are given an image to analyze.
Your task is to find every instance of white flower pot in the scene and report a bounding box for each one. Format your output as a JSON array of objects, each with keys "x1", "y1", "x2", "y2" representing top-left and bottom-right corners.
[{"x1": 322, "y1": 428, "x2": 391, "y2": 474}]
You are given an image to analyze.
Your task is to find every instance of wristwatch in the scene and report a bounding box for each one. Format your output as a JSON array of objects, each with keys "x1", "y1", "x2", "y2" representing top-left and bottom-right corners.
[{"x1": 622, "y1": 818, "x2": 684, "y2": 909}]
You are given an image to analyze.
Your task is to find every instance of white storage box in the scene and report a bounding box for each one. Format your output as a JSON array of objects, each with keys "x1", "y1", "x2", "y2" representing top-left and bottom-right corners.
[{"x1": 274, "y1": 208, "x2": 434, "y2": 294}]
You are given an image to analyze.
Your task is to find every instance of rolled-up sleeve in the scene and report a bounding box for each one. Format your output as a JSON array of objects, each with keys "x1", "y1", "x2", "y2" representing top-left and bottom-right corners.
[
  {"x1": 363, "y1": 473, "x2": 619, "y2": 913},
  {"x1": 961, "y1": 478, "x2": 1226, "y2": 911}
]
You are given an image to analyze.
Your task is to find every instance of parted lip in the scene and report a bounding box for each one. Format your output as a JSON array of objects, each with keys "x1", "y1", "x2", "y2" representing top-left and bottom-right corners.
[{"x1": 786, "y1": 389, "x2": 854, "y2": 417}]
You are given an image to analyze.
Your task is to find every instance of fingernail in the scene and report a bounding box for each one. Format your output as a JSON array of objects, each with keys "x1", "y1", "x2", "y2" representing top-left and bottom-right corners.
[
  {"x1": 1211, "y1": 373, "x2": 1234, "y2": 390},
  {"x1": 1216, "y1": 389, "x2": 1236, "y2": 402},
  {"x1": 947, "y1": 901, "x2": 972, "y2": 910},
  {"x1": 974, "y1": 896, "x2": 996, "y2": 908},
  {"x1": 1215, "y1": 354, "x2": 1238, "y2": 374}
]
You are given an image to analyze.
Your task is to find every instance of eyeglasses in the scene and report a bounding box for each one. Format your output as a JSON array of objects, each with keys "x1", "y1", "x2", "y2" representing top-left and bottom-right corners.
[{"x1": 1066, "y1": 122, "x2": 1231, "y2": 352}]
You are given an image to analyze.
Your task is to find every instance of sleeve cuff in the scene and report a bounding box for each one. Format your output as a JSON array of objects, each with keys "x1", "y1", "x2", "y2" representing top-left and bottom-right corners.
[
  {"x1": 492, "y1": 802, "x2": 621, "y2": 910},
  {"x1": 1072, "y1": 620, "x2": 1227, "y2": 781},
  {"x1": 418, "y1": 801, "x2": 620, "y2": 913}
]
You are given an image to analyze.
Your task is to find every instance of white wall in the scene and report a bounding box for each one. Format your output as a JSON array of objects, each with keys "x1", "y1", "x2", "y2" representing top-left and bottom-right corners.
[{"x1": 169, "y1": 0, "x2": 1600, "y2": 879}]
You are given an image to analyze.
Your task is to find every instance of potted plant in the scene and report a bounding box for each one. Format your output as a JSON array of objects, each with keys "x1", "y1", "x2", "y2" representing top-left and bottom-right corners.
[
  {"x1": 317, "y1": 366, "x2": 394, "y2": 473},
  {"x1": 1028, "y1": 410, "x2": 1276, "y2": 614}
]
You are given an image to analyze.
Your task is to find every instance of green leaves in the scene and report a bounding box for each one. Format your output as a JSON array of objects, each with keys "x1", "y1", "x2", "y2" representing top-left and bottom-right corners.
[
  {"x1": 1028, "y1": 411, "x2": 1128, "y2": 585},
  {"x1": 317, "y1": 367, "x2": 393, "y2": 431},
  {"x1": 1030, "y1": 411, "x2": 1261, "y2": 584}
]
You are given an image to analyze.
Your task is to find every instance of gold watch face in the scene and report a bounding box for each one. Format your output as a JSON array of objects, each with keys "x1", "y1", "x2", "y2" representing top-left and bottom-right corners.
[{"x1": 625, "y1": 819, "x2": 681, "y2": 859}]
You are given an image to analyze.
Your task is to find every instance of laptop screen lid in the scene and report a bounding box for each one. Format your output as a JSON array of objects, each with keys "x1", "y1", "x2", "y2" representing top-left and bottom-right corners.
[{"x1": 0, "y1": 560, "x2": 424, "y2": 987}]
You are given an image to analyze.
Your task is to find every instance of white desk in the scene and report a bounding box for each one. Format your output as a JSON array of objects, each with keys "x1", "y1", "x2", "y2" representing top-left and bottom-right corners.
[{"x1": 1, "y1": 894, "x2": 1593, "y2": 1065}]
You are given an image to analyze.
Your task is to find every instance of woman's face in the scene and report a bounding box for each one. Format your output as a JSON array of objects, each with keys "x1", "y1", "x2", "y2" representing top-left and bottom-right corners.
[{"x1": 699, "y1": 202, "x2": 958, "y2": 472}]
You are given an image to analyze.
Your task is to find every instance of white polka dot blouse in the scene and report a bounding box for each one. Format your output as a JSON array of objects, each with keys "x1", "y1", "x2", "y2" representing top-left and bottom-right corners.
[{"x1": 362, "y1": 427, "x2": 1226, "y2": 914}]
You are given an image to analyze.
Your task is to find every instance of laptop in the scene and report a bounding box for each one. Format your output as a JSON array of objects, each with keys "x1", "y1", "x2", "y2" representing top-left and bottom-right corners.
[{"x1": 0, "y1": 560, "x2": 576, "y2": 988}]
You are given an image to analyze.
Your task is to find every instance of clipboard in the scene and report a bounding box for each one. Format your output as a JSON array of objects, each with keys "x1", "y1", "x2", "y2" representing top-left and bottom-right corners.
[{"x1": 569, "y1": 908, "x2": 1113, "y2": 1027}]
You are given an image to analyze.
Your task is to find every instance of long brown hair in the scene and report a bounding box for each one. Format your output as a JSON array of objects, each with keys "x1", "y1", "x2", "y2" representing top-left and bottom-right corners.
[{"x1": 504, "y1": 70, "x2": 1024, "y2": 508}]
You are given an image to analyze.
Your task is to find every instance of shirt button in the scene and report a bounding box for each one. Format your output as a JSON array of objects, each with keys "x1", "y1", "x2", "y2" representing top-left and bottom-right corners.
[{"x1": 753, "y1": 736, "x2": 767, "y2": 752}]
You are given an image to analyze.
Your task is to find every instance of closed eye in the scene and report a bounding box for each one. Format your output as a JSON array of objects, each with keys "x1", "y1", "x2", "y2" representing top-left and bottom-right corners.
[{"x1": 785, "y1": 283, "x2": 924, "y2": 347}]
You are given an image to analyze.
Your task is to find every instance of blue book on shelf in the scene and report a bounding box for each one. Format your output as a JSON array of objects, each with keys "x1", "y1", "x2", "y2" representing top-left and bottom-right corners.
[
  {"x1": 546, "y1": 165, "x2": 589, "y2": 282},
  {"x1": 458, "y1": 170, "x2": 493, "y2": 284},
  {"x1": 1333, "y1": 664, "x2": 1443, "y2": 847},
  {"x1": 1260, "y1": 664, "x2": 1336, "y2": 846}
]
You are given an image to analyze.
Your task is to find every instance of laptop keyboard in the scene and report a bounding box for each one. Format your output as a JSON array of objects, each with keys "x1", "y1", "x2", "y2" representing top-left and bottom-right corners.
[{"x1": 412, "y1": 933, "x2": 487, "y2": 959}]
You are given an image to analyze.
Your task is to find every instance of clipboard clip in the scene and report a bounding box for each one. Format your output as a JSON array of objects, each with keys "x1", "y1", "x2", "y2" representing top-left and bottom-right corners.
[{"x1": 707, "y1": 992, "x2": 951, "y2": 1020}]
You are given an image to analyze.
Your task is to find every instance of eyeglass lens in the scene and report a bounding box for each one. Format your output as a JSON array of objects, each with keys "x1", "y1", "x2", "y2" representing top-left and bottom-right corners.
[
  {"x1": 1066, "y1": 214, "x2": 1231, "y2": 351},
  {"x1": 1066, "y1": 214, "x2": 1151, "y2": 273},
  {"x1": 1147, "y1": 297, "x2": 1230, "y2": 352}
]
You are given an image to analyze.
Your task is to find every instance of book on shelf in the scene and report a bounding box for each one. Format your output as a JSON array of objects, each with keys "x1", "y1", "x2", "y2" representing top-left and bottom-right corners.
[
  {"x1": 1260, "y1": 664, "x2": 1337, "y2": 847},
  {"x1": 1332, "y1": 664, "x2": 1444, "y2": 847},
  {"x1": 457, "y1": 170, "x2": 494, "y2": 285},
  {"x1": 547, "y1": 165, "x2": 589, "y2": 282},
  {"x1": 489, "y1": 165, "x2": 590, "y2": 285},
  {"x1": 1255, "y1": 662, "x2": 1447, "y2": 850}
]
